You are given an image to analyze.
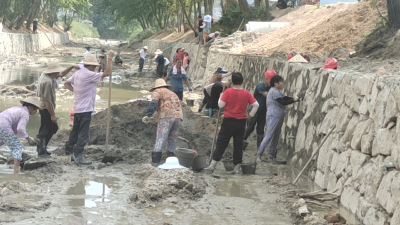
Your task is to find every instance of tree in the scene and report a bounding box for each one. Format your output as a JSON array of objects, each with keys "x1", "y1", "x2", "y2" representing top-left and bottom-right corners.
[
  {"x1": 238, "y1": 0, "x2": 250, "y2": 13},
  {"x1": 387, "y1": 0, "x2": 400, "y2": 28}
]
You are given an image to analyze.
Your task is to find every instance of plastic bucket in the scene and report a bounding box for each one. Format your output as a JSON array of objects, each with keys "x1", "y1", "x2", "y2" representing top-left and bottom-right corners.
[
  {"x1": 191, "y1": 154, "x2": 207, "y2": 170},
  {"x1": 241, "y1": 163, "x2": 256, "y2": 174},
  {"x1": 186, "y1": 99, "x2": 194, "y2": 107},
  {"x1": 175, "y1": 148, "x2": 197, "y2": 168},
  {"x1": 223, "y1": 159, "x2": 235, "y2": 172}
]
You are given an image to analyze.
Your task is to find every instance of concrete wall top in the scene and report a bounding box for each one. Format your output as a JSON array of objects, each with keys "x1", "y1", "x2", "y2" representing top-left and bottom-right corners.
[{"x1": 320, "y1": 0, "x2": 358, "y2": 5}]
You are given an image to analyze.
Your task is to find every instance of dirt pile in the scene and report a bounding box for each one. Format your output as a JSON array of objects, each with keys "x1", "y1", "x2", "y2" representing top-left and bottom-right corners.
[
  {"x1": 218, "y1": 2, "x2": 380, "y2": 57},
  {"x1": 0, "y1": 181, "x2": 38, "y2": 197},
  {"x1": 130, "y1": 164, "x2": 208, "y2": 207},
  {"x1": 0, "y1": 85, "x2": 35, "y2": 97}
]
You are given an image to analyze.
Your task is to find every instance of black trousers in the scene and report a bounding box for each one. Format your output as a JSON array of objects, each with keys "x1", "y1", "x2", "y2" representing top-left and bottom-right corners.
[
  {"x1": 157, "y1": 65, "x2": 164, "y2": 78},
  {"x1": 212, "y1": 118, "x2": 246, "y2": 165},
  {"x1": 139, "y1": 58, "x2": 144, "y2": 72},
  {"x1": 66, "y1": 112, "x2": 92, "y2": 148},
  {"x1": 37, "y1": 109, "x2": 59, "y2": 146},
  {"x1": 174, "y1": 91, "x2": 183, "y2": 100},
  {"x1": 244, "y1": 111, "x2": 266, "y2": 140}
]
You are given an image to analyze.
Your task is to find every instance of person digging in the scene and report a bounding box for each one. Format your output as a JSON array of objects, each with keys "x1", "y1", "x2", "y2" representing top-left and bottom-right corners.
[
  {"x1": 205, "y1": 73, "x2": 259, "y2": 174},
  {"x1": 64, "y1": 51, "x2": 114, "y2": 165},
  {"x1": 142, "y1": 79, "x2": 183, "y2": 167},
  {"x1": 0, "y1": 97, "x2": 41, "y2": 174},
  {"x1": 36, "y1": 61, "x2": 79, "y2": 157}
]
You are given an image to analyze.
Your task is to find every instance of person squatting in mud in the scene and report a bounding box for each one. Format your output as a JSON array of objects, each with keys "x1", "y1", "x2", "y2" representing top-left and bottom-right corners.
[
  {"x1": 0, "y1": 97, "x2": 41, "y2": 173},
  {"x1": 205, "y1": 72, "x2": 259, "y2": 174},
  {"x1": 165, "y1": 58, "x2": 192, "y2": 101},
  {"x1": 64, "y1": 50, "x2": 114, "y2": 165},
  {"x1": 142, "y1": 79, "x2": 183, "y2": 167},
  {"x1": 36, "y1": 62, "x2": 79, "y2": 157},
  {"x1": 242, "y1": 69, "x2": 276, "y2": 151},
  {"x1": 257, "y1": 75, "x2": 299, "y2": 163}
]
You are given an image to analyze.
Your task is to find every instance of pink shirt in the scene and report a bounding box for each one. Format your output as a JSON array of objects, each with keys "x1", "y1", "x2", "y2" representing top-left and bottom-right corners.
[
  {"x1": 67, "y1": 69, "x2": 102, "y2": 113},
  {"x1": 0, "y1": 106, "x2": 30, "y2": 138}
]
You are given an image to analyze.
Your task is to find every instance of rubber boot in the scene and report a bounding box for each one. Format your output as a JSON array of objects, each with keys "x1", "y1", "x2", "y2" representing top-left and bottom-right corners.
[
  {"x1": 166, "y1": 151, "x2": 175, "y2": 157},
  {"x1": 37, "y1": 138, "x2": 48, "y2": 158},
  {"x1": 152, "y1": 152, "x2": 162, "y2": 167},
  {"x1": 231, "y1": 164, "x2": 241, "y2": 174},
  {"x1": 198, "y1": 103, "x2": 205, "y2": 113},
  {"x1": 73, "y1": 147, "x2": 92, "y2": 165},
  {"x1": 257, "y1": 134, "x2": 263, "y2": 150},
  {"x1": 204, "y1": 160, "x2": 218, "y2": 173},
  {"x1": 65, "y1": 145, "x2": 74, "y2": 161},
  {"x1": 255, "y1": 152, "x2": 262, "y2": 163}
]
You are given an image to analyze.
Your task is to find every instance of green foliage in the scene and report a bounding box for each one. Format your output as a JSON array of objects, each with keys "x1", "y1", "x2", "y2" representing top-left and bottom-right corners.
[
  {"x1": 215, "y1": 2, "x2": 272, "y2": 36},
  {"x1": 127, "y1": 28, "x2": 157, "y2": 48},
  {"x1": 70, "y1": 21, "x2": 100, "y2": 38}
]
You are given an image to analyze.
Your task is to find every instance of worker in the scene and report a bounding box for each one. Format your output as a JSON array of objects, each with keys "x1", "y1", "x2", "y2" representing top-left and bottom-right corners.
[
  {"x1": 163, "y1": 57, "x2": 170, "y2": 78},
  {"x1": 208, "y1": 67, "x2": 230, "y2": 84},
  {"x1": 277, "y1": 0, "x2": 288, "y2": 9},
  {"x1": 142, "y1": 79, "x2": 183, "y2": 167},
  {"x1": 205, "y1": 73, "x2": 259, "y2": 174},
  {"x1": 200, "y1": 15, "x2": 212, "y2": 45},
  {"x1": 0, "y1": 97, "x2": 41, "y2": 174},
  {"x1": 154, "y1": 49, "x2": 165, "y2": 78},
  {"x1": 36, "y1": 62, "x2": 78, "y2": 157},
  {"x1": 64, "y1": 51, "x2": 114, "y2": 165},
  {"x1": 257, "y1": 75, "x2": 299, "y2": 163},
  {"x1": 98, "y1": 49, "x2": 107, "y2": 72},
  {"x1": 114, "y1": 51, "x2": 123, "y2": 66},
  {"x1": 197, "y1": 16, "x2": 203, "y2": 45},
  {"x1": 243, "y1": 69, "x2": 275, "y2": 151},
  {"x1": 139, "y1": 46, "x2": 148, "y2": 72},
  {"x1": 33, "y1": 18, "x2": 38, "y2": 34},
  {"x1": 165, "y1": 58, "x2": 192, "y2": 100},
  {"x1": 206, "y1": 31, "x2": 220, "y2": 42}
]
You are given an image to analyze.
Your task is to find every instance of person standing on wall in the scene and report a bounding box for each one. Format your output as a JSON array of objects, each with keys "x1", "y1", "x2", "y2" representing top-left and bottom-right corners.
[
  {"x1": 165, "y1": 58, "x2": 192, "y2": 101},
  {"x1": 36, "y1": 62, "x2": 78, "y2": 157},
  {"x1": 0, "y1": 97, "x2": 41, "y2": 174},
  {"x1": 98, "y1": 49, "x2": 107, "y2": 72},
  {"x1": 257, "y1": 75, "x2": 299, "y2": 163},
  {"x1": 64, "y1": 51, "x2": 114, "y2": 165},
  {"x1": 200, "y1": 15, "x2": 212, "y2": 45},
  {"x1": 139, "y1": 46, "x2": 148, "y2": 72},
  {"x1": 33, "y1": 18, "x2": 38, "y2": 34},
  {"x1": 197, "y1": 16, "x2": 203, "y2": 45},
  {"x1": 205, "y1": 73, "x2": 259, "y2": 174},
  {"x1": 155, "y1": 49, "x2": 165, "y2": 78},
  {"x1": 243, "y1": 69, "x2": 276, "y2": 151},
  {"x1": 142, "y1": 79, "x2": 183, "y2": 167}
]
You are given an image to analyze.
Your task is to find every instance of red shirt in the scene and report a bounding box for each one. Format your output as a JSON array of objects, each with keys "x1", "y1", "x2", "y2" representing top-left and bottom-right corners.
[
  {"x1": 220, "y1": 88, "x2": 256, "y2": 119},
  {"x1": 175, "y1": 52, "x2": 185, "y2": 61}
]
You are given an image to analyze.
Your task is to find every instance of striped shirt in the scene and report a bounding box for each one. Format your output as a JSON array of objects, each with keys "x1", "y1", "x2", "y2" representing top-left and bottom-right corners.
[{"x1": 67, "y1": 69, "x2": 102, "y2": 113}]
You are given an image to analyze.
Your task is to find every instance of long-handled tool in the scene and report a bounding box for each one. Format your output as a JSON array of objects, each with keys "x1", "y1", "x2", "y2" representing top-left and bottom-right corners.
[
  {"x1": 292, "y1": 124, "x2": 336, "y2": 185},
  {"x1": 209, "y1": 108, "x2": 222, "y2": 164},
  {"x1": 43, "y1": 32, "x2": 57, "y2": 51}
]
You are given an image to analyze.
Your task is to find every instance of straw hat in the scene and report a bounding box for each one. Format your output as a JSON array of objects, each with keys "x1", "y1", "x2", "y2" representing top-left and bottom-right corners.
[
  {"x1": 143, "y1": 46, "x2": 148, "y2": 50},
  {"x1": 149, "y1": 79, "x2": 173, "y2": 92},
  {"x1": 155, "y1": 49, "x2": 163, "y2": 55},
  {"x1": 158, "y1": 157, "x2": 185, "y2": 170},
  {"x1": 34, "y1": 18, "x2": 38, "y2": 21},
  {"x1": 20, "y1": 97, "x2": 42, "y2": 110},
  {"x1": 43, "y1": 61, "x2": 65, "y2": 74},
  {"x1": 288, "y1": 54, "x2": 309, "y2": 63},
  {"x1": 80, "y1": 54, "x2": 99, "y2": 66}
]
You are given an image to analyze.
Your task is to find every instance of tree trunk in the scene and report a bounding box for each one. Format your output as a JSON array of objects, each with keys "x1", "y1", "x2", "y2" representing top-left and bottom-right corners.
[
  {"x1": 265, "y1": 0, "x2": 270, "y2": 11},
  {"x1": 204, "y1": 0, "x2": 213, "y2": 15},
  {"x1": 254, "y1": 0, "x2": 261, "y2": 7},
  {"x1": 197, "y1": 0, "x2": 202, "y2": 17},
  {"x1": 177, "y1": 0, "x2": 197, "y2": 33},
  {"x1": 387, "y1": 0, "x2": 400, "y2": 29},
  {"x1": 238, "y1": 0, "x2": 250, "y2": 13}
]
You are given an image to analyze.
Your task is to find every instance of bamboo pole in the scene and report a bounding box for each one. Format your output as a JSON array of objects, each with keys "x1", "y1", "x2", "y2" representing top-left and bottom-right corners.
[
  {"x1": 292, "y1": 124, "x2": 336, "y2": 185},
  {"x1": 105, "y1": 64, "x2": 112, "y2": 152},
  {"x1": 43, "y1": 32, "x2": 57, "y2": 50},
  {"x1": 209, "y1": 108, "x2": 222, "y2": 164}
]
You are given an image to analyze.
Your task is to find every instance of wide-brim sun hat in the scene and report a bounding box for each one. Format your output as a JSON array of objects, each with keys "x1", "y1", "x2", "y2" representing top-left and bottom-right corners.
[
  {"x1": 80, "y1": 54, "x2": 99, "y2": 66},
  {"x1": 155, "y1": 49, "x2": 163, "y2": 55},
  {"x1": 158, "y1": 157, "x2": 186, "y2": 170},
  {"x1": 20, "y1": 97, "x2": 42, "y2": 110},
  {"x1": 43, "y1": 61, "x2": 65, "y2": 74},
  {"x1": 149, "y1": 79, "x2": 173, "y2": 92},
  {"x1": 143, "y1": 46, "x2": 148, "y2": 50}
]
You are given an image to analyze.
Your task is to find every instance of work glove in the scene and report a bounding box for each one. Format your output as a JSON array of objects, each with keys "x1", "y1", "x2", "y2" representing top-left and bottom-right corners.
[
  {"x1": 26, "y1": 136, "x2": 38, "y2": 146},
  {"x1": 189, "y1": 87, "x2": 193, "y2": 92},
  {"x1": 142, "y1": 116, "x2": 150, "y2": 124}
]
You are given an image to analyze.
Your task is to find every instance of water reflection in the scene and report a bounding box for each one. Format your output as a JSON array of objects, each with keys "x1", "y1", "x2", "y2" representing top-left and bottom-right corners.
[{"x1": 214, "y1": 181, "x2": 252, "y2": 198}]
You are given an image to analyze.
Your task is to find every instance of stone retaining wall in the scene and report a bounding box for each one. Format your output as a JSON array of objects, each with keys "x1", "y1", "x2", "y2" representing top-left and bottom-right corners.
[
  {"x1": 143, "y1": 38, "x2": 397, "y2": 224},
  {"x1": 0, "y1": 32, "x2": 69, "y2": 56}
]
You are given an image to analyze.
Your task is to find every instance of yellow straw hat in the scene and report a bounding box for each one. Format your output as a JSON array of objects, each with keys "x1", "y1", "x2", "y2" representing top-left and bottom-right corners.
[
  {"x1": 43, "y1": 61, "x2": 65, "y2": 74},
  {"x1": 20, "y1": 97, "x2": 42, "y2": 110},
  {"x1": 80, "y1": 54, "x2": 99, "y2": 66},
  {"x1": 149, "y1": 79, "x2": 173, "y2": 92}
]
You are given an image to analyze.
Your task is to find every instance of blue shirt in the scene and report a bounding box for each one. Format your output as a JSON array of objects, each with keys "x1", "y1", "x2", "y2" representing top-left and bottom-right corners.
[
  {"x1": 168, "y1": 68, "x2": 187, "y2": 92},
  {"x1": 253, "y1": 82, "x2": 270, "y2": 113},
  {"x1": 267, "y1": 87, "x2": 285, "y2": 117}
]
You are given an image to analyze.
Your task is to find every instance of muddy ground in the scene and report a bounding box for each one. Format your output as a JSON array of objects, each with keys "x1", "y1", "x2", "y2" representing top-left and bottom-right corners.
[{"x1": 0, "y1": 41, "x2": 359, "y2": 225}]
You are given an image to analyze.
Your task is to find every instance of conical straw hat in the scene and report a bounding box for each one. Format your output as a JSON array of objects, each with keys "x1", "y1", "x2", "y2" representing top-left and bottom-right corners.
[
  {"x1": 80, "y1": 54, "x2": 99, "y2": 66},
  {"x1": 149, "y1": 79, "x2": 173, "y2": 92},
  {"x1": 288, "y1": 54, "x2": 309, "y2": 63},
  {"x1": 20, "y1": 97, "x2": 42, "y2": 109}
]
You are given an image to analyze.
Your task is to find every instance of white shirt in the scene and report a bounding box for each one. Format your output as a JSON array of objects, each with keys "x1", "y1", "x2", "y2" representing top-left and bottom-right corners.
[
  {"x1": 84, "y1": 50, "x2": 91, "y2": 57},
  {"x1": 164, "y1": 58, "x2": 170, "y2": 66},
  {"x1": 139, "y1": 49, "x2": 147, "y2": 59}
]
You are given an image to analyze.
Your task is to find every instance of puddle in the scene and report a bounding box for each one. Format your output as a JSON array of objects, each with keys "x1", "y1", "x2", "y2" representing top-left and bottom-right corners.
[
  {"x1": 66, "y1": 177, "x2": 119, "y2": 208},
  {"x1": 213, "y1": 181, "x2": 253, "y2": 198},
  {"x1": 0, "y1": 165, "x2": 37, "y2": 183}
]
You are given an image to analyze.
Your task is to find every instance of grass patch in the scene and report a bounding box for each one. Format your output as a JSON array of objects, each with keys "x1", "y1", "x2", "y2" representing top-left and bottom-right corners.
[{"x1": 70, "y1": 21, "x2": 100, "y2": 38}]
